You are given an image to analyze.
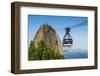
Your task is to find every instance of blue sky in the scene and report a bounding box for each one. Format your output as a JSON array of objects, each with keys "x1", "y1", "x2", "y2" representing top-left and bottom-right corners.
[{"x1": 28, "y1": 15, "x2": 88, "y2": 49}]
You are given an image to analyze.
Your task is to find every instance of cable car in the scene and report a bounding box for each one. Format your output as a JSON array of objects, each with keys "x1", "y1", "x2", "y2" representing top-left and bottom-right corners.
[{"x1": 62, "y1": 27, "x2": 73, "y2": 47}]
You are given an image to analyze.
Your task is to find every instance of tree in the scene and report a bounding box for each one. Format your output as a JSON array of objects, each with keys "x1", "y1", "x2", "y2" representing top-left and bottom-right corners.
[{"x1": 28, "y1": 40, "x2": 64, "y2": 60}]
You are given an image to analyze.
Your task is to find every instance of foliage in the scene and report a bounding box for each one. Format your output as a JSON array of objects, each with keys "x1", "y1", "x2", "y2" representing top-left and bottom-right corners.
[{"x1": 28, "y1": 40, "x2": 64, "y2": 60}]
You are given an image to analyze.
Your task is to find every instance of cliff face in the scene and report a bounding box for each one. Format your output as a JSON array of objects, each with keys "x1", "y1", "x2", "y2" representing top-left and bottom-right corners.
[{"x1": 33, "y1": 23, "x2": 63, "y2": 55}]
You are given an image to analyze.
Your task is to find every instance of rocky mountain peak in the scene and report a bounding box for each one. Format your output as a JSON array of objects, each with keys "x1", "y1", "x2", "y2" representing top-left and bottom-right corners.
[{"x1": 33, "y1": 23, "x2": 63, "y2": 55}]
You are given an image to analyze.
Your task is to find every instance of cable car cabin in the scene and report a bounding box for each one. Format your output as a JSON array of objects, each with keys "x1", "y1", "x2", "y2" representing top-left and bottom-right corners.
[
  {"x1": 62, "y1": 26, "x2": 73, "y2": 47},
  {"x1": 63, "y1": 38, "x2": 73, "y2": 47}
]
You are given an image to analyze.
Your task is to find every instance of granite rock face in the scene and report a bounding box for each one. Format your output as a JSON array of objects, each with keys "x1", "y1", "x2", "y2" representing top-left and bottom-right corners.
[{"x1": 33, "y1": 23, "x2": 63, "y2": 55}]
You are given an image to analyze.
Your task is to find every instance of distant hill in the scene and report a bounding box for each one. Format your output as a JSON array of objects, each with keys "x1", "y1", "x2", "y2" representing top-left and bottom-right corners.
[{"x1": 33, "y1": 23, "x2": 63, "y2": 55}]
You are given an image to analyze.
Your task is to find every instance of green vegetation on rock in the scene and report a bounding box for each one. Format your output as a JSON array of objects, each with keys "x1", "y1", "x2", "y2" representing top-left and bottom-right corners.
[{"x1": 28, "y1": 40, "x2": 64, "y2": 60}]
